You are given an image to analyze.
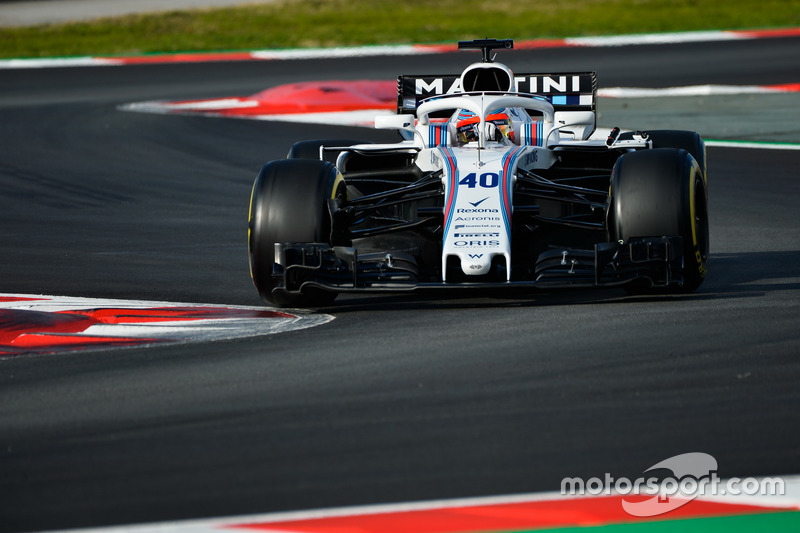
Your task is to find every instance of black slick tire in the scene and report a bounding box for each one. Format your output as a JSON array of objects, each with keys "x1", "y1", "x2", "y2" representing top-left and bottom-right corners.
[
  {"x1": 645, "y1": 129, "x2": 707, "y2": 179},
  {"x1": 610, "y1": 148, "x2": 709, "y2": 293},
  {"x1": 248, "y1": 159, "x2": 344, "y2": 307}
]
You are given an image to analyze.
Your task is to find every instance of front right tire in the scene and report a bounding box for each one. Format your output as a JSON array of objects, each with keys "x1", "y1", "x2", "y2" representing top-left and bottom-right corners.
[{"x1": 248, "y1": 159, "x2": 344, "y2": 307}]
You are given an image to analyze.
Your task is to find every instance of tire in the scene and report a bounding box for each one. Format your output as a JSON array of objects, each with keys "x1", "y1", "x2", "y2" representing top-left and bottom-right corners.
[
  {"x1": 645, "y1": 130, "x2": 707, "y2": 180},
  {"x1": 610, "y1": 148, "x2": 709, "y2": 293},
  {"x1": 248, "y1": 159, "x2": 345, "y2": 307},
  {"x1": 287, "y1": 139, "x2": 370, "y2": 163}
]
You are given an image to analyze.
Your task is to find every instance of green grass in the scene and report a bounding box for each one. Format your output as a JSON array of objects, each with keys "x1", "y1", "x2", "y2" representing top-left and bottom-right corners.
[{"x1": 1, "y1": 0, "x2": 799, "y2": 59}]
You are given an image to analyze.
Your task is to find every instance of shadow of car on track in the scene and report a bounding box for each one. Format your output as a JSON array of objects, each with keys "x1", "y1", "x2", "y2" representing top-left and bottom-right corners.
[
  {"x1": 323, "y1": 288, "x2": 625, "y2": 313},
  {"x1": 702, "y1": 250, "x2": 800, "y2": 295},
  {"x1": 312, "y1": 283, "x2": 709, "y2": 313},
  {"x1": 307, "y1": 250, "x2": 800, "y2": 312}
]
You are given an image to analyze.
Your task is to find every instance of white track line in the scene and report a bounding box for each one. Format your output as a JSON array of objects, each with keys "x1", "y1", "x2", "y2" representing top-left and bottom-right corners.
[{"x1": 705, "y1": 140, "x2": 800, "y2": 151}]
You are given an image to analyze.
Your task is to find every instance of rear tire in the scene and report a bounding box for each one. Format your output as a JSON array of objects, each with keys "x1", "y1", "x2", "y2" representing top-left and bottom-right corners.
[
  {"x1": 248, "y1": 159, "x2": 344, "y2": 307},
  {"x1": 645, "y1": 130, "x2": 707, "y2": 179},
  {"x1": 610, "y1": 148, "x2": 709, "y2": 293}
]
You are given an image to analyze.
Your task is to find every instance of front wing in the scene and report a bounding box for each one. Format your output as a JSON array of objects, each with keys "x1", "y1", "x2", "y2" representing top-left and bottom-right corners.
[{"x1": 270, "y1": 236, "x2": 686, "y2": 295}]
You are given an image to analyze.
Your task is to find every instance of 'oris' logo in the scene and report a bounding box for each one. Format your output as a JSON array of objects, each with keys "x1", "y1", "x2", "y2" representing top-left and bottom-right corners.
[{"x1": 454, "y1": 240, "x2": 500, "y2": 247}]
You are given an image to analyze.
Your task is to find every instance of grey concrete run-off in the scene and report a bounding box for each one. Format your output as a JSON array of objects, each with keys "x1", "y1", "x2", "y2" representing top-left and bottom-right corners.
[{"x1": 599, "y1": 93, "x2": 800, "y2": 144}]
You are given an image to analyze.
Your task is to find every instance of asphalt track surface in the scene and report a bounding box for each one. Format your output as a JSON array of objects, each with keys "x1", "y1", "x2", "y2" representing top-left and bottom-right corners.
[{"x1": 1, "y1": 37, "x2": 799, "y2": 531}]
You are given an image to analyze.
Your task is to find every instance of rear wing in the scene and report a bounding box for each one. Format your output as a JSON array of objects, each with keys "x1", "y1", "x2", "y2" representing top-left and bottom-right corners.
[{"x1": 396, "y1": 72, "x2": 597, "y2": 115}]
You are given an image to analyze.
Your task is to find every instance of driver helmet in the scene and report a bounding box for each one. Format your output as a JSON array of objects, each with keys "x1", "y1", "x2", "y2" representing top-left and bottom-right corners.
[
  {"x1": 455, "y1": 109, "x2": 515, "y2": 144},
  {"x1": 487, "y1": 109, "x2": 515, "y2": 142},
  {"x1": 456, "y1": 113, "x2": 480, "y2": 144}
]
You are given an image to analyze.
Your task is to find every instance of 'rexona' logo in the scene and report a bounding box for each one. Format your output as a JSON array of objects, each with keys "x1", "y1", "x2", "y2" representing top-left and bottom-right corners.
[{"x1": 457, "y1": 208, "x2": 499, "y2": 213}]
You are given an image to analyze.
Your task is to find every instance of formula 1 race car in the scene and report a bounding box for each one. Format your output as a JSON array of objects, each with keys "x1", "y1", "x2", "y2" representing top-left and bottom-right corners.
[{"x1": 248, "y1": 38, "x2": 709, "y2": 307}]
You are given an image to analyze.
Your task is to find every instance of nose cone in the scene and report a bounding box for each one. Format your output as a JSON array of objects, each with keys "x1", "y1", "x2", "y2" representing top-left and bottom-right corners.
[{"x1": 460, "y1": 254, "x2": 493, "y2": 276}]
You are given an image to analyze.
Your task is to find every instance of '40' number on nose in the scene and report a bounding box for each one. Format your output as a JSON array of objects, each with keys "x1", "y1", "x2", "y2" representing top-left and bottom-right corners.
[{"x1": 459, "y1": 172, "x2": 498, "y2": 189}]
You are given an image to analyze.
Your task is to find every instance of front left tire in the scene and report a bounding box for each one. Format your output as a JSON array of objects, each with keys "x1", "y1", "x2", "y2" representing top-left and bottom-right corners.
[{"x1": 610, "y1": 147, "x2": 709, "y2": 292}]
